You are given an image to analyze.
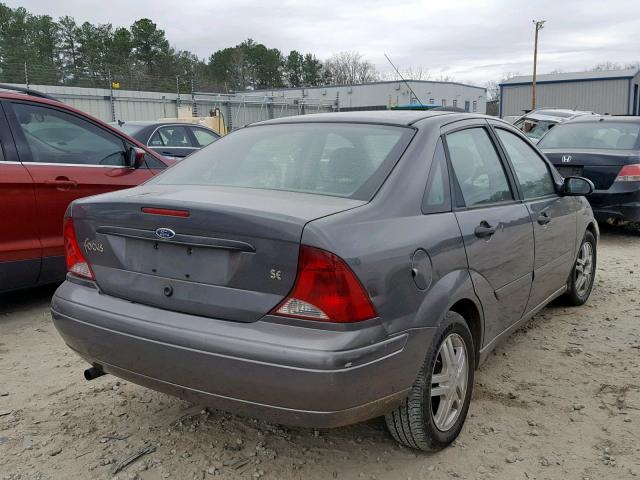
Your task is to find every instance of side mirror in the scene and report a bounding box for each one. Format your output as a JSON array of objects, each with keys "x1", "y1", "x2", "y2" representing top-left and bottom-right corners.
[
  {"x1": 125, "y1": 147, "x2": 146, "y2": 169},
  {"x1": 562, "y1": 176, "x2": 594, "y2": 196}
]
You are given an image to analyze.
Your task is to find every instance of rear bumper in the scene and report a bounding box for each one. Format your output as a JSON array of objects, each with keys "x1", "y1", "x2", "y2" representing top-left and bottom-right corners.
[
  {"x1": 51, "y1": 280, "x2": 433, "y2": 428},
  {"x1": 589, "y1": 188, "x2": 640, "y2": 223}
]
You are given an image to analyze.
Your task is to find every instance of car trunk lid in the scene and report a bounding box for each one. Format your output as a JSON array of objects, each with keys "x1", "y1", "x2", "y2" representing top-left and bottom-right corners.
[
  {"x1": 71, "y1": 185, "x2": 365, "y2": 322},
  {"x1": 543, "y1": 148, "x2": 640, "y2": 190}
]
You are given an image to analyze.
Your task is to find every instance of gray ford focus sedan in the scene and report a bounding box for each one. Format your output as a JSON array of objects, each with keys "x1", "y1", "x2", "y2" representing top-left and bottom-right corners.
[{"x1": 51, "y1": 111, "x2": 598, "y2": 451}]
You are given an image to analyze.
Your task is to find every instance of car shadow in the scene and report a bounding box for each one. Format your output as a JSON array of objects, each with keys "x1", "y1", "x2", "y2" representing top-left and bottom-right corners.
[{"x1": 0, "y1": 284, "x2": 59, "y2": 316}]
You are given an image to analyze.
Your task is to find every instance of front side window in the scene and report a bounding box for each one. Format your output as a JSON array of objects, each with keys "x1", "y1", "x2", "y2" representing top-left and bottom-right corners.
[
  {"x1": 538, "y1": 122, "x2": 640, "y2": 150},
  {"x1": 150, "y1": 123, "x2": 414, "y2": 200},
  {"x1": 446, "y1": 128, "x2": 513, "y2": 207},
  {"x1": 13, "y1": 103, "x2": 125, "y2": 165},
  {"x1": 496, "y1": 129, "x2": 556, "y2": 199}
]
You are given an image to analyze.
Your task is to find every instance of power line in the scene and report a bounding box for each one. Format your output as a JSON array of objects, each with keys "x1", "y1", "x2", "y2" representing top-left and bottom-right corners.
[{"x1": 383, "y1": 53, "x2": 424, "y2": 107}]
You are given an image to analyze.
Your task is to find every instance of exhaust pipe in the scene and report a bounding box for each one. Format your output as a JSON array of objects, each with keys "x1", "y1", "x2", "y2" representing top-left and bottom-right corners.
[{"x1": 84, "y1": 366, "x2": 106, "y2": 381}]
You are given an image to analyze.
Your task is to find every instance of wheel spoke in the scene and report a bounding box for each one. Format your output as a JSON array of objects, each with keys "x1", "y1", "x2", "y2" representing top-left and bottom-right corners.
[
  {"x1": 455, "y1": 348, "x2": 466, "y2": 375},
  {"x1": 441, "y1": 337, "x2": 455, "y2": 368},
  {"x1": 431, "y1": 385, "x2": 449, "y2": 397},
  {"x1": 432, "y1": 372, "x2": 448, "y2": 384},
  {"x1": 435, "y1": 394, "x2": 452, "y2": 426}
]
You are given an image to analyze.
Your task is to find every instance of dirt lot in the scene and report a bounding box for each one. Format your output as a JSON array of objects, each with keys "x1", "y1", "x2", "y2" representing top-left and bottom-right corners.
[{"x1": 1, "y1": 227, "x2": 639, "y2": 480}]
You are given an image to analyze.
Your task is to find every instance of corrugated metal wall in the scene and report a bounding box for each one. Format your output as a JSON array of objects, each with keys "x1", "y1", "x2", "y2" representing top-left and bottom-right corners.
[
  {"x1": 5, "y1": 84, "x2": 334, "y2": 129},
  {"x1": 239, "y1": 81, "x2": 487, "y2": 113},
  {"x1": 501, "y1": 79, "x2": 630, "y2": 117}
]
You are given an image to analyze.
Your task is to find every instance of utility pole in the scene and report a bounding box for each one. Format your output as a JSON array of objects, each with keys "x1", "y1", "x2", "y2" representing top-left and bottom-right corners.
[{"x1": 532, "y1": 19, "x2": 546, "y2": 110}]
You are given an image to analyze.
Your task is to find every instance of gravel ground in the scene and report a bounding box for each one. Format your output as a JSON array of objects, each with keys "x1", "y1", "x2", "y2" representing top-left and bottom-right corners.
[{"x1": 1, "y1": 226, "x2": 639, "y2": 480}]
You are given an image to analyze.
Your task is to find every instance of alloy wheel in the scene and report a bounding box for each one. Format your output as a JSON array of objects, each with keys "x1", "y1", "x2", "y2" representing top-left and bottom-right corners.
[
  {"x1": 575, "y1": 242, "x2": 594, "y2": 297},
  {"x1": 430, "y1": 333, "x2": 468, "y2": 431}
]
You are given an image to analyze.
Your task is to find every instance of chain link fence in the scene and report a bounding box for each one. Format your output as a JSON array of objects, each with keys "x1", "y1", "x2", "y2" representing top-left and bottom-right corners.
[{"x1": 0, "y1": 62, "x2": 336, "y2": 129}]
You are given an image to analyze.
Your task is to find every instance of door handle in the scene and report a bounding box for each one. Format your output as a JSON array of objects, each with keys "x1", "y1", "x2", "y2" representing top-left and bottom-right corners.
[
  {"x1": 537, "y1": 212, "x2": 551, "y2": 225},
  {"x1": 474, "y1": 221, "x2": 496, "y2": 238},
  {"x1": 44, "y1": 177, "x2": 78, "y2": 189}
]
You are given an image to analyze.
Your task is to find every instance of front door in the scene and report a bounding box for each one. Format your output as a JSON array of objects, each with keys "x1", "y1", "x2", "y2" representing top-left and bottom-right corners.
[
  {"x1": 492, "y1": 126, "x2": 577, "y2": 312},
  {"x1": 6, "y1": 101, "x2": 159, "y2": 281},
  {"x1": 443, "y1": 123, "x2": 534, "y2": 343},
  {"x1": 0, "y1": 105, "x2": 41, "y2": 290}
]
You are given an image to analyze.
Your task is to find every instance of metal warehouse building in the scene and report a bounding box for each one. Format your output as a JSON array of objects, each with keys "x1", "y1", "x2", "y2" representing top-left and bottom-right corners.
[
  {"x1": 500, "y1": 68, "x2": 640, "y2": 117},
  {"x1": 239, "y1": 80, "x2": 487, "y2": 113}
]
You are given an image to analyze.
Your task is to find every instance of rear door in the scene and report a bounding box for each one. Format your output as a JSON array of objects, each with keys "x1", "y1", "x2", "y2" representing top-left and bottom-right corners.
[
  {"x1": 0, "y1": 103, "x2": 41, "y2": 291},
  {"x1": 492, "y1": 125, "x2": 577, "y2": 312},
  {"x1": 188, "y1": 126, "x2": 219, "y2": 149},
  {"x1": 5, "y1": 100, "x2": 161, "y2": 280},
  {"x1": 148, "y1": 125, "x2": 198, "y2": 159},
  {"x1": 443, "y1": 120, "x2": 534, "y2": 342}
]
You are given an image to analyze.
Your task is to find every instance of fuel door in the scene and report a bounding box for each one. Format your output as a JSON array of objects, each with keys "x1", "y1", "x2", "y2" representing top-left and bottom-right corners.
[{"x1": 411, "y1": 249, "x2": 432, "y2": 291}]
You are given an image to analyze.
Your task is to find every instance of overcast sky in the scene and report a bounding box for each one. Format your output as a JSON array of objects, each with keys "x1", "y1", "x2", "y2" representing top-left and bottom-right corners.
[{"x1": 8, "y1": 0, "x2": 640, "y2": 85}]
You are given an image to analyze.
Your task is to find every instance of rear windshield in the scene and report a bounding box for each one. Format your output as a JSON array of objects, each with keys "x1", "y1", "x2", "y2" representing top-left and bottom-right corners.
[
  {"x1": 149, "y1": 123, "x2": 415, "y2": 200},
  {"x1": 539, "y1": 122, "x2": 640, "y2": 150}
]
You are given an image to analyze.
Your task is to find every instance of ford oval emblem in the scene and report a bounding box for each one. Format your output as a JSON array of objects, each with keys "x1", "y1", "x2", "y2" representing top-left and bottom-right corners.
[{"x1": 155, "y1": 227, "x2": 176, "y2": 239}]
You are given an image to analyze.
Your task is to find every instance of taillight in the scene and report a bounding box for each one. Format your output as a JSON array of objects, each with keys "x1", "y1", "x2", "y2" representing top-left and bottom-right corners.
[
  {"x1": 63, "y1": 217, "x2": 95, "y2": 280},
  {"x1": 615, "y1": 164, "x2": 640, "y2": 182},
  {"x1": 272, "y1": 246, "x2": 377, "y2": 323}
]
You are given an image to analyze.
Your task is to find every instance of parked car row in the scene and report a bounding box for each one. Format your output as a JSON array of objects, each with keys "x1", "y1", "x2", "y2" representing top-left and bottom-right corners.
[{"x1": 0, "y1": 86, "x2": 627, "y2": 452}]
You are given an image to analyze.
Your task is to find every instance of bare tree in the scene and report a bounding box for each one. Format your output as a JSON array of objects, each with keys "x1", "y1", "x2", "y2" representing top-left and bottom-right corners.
[
  {"x1": 485, "y1": 72, "x2": 518, "y2": 101},
  {"x1": 380, "y1": 65, "x2": 429, "y2": 81},
  {"x1": 324, "y1": 51, "x2": 379, "y2": 85}
]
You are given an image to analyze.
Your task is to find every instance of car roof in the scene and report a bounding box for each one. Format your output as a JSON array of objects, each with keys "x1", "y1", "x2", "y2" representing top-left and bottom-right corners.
[
  {"x1": 254, "y1": 110, "x2": 489, "y2": 127},
  {"x1": 522, "y1": 109, "x2": 598, "y2": 122},
  {"x1": 110, "y1": 120, "x2": 158, "y2": 127},
  {"x1": 563, "y1": 115, "x2": 640, "y2": 124}
]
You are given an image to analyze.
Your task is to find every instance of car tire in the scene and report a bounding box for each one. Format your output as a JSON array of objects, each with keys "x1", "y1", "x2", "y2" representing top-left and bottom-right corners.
[
  {"x1": 562, "y1": 230, "x2": 597, "y2": 306},
  {"x1": 384, "y1": 311, "x2": 475, "y2": 451}
]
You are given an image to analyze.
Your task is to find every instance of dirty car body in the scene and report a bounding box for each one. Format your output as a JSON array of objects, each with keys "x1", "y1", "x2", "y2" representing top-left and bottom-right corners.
[{"x1": 51, "y1": 111, "x2": 598, "y2": 446}]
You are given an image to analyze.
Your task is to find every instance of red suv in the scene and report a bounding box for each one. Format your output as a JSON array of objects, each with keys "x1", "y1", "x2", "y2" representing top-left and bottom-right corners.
[{"x1": 0, "y1": 86, "x2": 170, "y2": 293}]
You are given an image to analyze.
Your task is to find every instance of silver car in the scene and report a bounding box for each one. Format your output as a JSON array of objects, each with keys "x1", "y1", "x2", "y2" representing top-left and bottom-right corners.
[
  {"x1": 512, "y1": 108, "x2": 600, "y2": 143},
  {"x1": 51, "y1": 111, "x2": 598, "y2": 451}
]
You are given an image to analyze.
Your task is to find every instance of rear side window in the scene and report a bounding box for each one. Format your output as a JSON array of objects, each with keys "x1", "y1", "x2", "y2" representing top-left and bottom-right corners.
[
  {"x1": 191, "y1": 128, "x2": 219, "y2": 147},
  {"x1": 422, "y1": 139, "x2": 451, "y2": 214},
  {"x1": 539, "y1": 122, "x2": 640, "y2": 150},
  {"x1": 156, "y1": 126, "x2": 193, "y2": 147},
  {"x1": 12, "y1": 103, "x2": 125, "y2": 165},
  {"x1": 151, "y1": 123, "x2": 415, "y2": 200},
  {"x1": 446, "y1": 128, "x2": 513, "y2": 207},
  {"x1": 496, "y1": 129, "x2": 556, "y2": 199}
]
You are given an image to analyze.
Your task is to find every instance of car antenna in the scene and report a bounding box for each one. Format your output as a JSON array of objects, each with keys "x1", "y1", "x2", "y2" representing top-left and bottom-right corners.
[{"x1": 384, "y1": 53, "x2": 425, "y2": 107}]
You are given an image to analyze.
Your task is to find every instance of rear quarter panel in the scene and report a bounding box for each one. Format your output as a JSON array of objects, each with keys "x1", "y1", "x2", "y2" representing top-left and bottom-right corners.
[{"x1": 302, "y1": 123, "x2": 480, "y2": 338}]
